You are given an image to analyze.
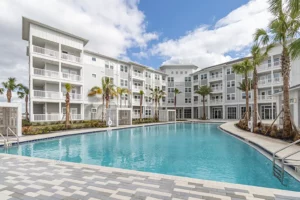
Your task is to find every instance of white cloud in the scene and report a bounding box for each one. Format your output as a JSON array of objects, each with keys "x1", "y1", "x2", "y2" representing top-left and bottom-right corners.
[
  {"x1": 150, "y1": 0, "x2": 272, "y2": 68},
  {"x1": 0, "y1": 0, "x2": 157, "y2": 102}
]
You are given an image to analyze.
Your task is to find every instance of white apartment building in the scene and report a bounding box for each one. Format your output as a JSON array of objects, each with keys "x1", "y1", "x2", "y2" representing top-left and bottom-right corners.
[{"x1": 22, "y1": 17, "x2": 300, "y2": 122}]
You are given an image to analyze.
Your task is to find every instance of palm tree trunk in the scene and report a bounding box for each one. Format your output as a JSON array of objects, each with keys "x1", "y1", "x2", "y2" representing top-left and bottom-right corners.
[
  {"x1": 65, "y1": 93, "x2": 70, "y2": 128},
  {"x1": 174, "y1": 95, "x2": 177, "y2": 118},
  {"x1": 7, "y1": 89, "x2": 11, "y2": 103},
  {"x1": 140, "y1": 95, "x2": 143, "y2": 121},
  {"x1": 202, "y1": 95, "x2": 206, "y2": 119},
  {"x1": 102, "y1": 95, "x2": 105, "y2": 122},
  {"x1": 155, "y1": 99, "x2": 158, "y2": 120},
  {"x1": 253, "y1": 67, "x2": 258, "y2": 128},
  {"x1": 282, "y1": 47, "x2": 292, "y2": 138},
  {"x1": 25, "y1": 95, "x2": 29, "y2": 121},
  {"x1": 245, "y1": 73, "x2": 249, "y2": 122},
  {"x1": 120, "y1": 95, "x2": 122, "y2": 108},
  {"x1": 106, "y1": 96, "x2": 109, "y2": 109}
]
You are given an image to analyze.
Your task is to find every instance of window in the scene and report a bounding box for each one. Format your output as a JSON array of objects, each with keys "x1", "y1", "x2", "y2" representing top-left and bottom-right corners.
[
  {"x1": 162, "y1": 97, "x2": 166, "y2": 102},
  {"x1": 227, "y1": 107, "x2": 236, "y2": 119},
  {"x1": 227, "y1": 68, "x2": 234, "y2": 75},
  {"x1": 193, "y1": 75, "x2": 198, "y2": 80},
  {"x1": 168, "y1": 77, "x2": 174, "y2": 82},
  {"x1": 185, "y1": 98, "x2": 191, "y2": 103},
  {"x1": 227, "y1": 81, "x2": 235, "y2": 88},
  {"x1": 120, "y1": 79, "x2": 128, "y2": 87},
  {"x1": 92, "y1": 57, "x2": 96, "y2": 61},
  {"x1": 231, "y1": 81, "x2": 235, "y2": 87},
  {"x1": 194, "y1": 96, "x2": 198, "y2": 102},
  {"x1": 168, "y1": 98, "x2": 174, "y2": 103},
  {"x1": 185, "y1": 88, "x2": 191, "y2": 92},
  {"x1": 168, "y1": 88, "x2": 174, "y2": 92},
  {"x1": 105, "y1": 61, "x2": 109, "y2": 68},
  {"x1": 242, "y1": 92, "x2": 251, "y2": 99},
  {"x1": 155, "y1": 74, "x2": 160, "y2": 80},
  {"x1": 176, "y1": 71, "x2": 178, "y2": 74},
  {"x1": 194, "y1": 85, "x2": 198, "y2": 91},
  {"x1": 185, "y1": 71, "x2": 187, "y2": 74},
  {"x1": 171, "y1": 71, "x2": 174, "y2": 74},
  {"x1": 92, "y1": 74, "x2": 96, "y2": 78},
  {"x1": 184, "y1": 108, "x2": 192, "y2": 118},
  {"x1": 145, "y1": 110, "x2": 152, "y2": 116},
  {"x1": 180, "y1": 71, "x2": 183, "y2": 74},
  {"x1": 231, "y1": 94, "x2": 235, "y2": 100},
  {"x1": 120, "y1": 65, "x2": 128, "y2": 72},
  {"x1": 110, "y1": 62, "x2": 114, "y2": 69},
  {"x1": 185, "y1": 77, "x2": 191, "y2": 82},
  {"x1": 227, "y1": 81, "x2": 230, "y2": 88},
  {"x1": 227, "y1": 93, "x2": 235, "y2": 100},
  {"x1": 91, "y1": 108, "x2": 97, "y2": 113},
  {"x1": 274, "y1": 57, "x2": 280, "y2": 66}
]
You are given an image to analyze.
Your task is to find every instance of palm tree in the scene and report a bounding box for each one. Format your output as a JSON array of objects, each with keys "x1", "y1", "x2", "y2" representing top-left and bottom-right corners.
[
  {"x1": 64, "y1": 83, "x2": 73, "y2": 128},
  {"x1": 253, "y1": 0, "x2": 300, "y2": 137},
  {"x1": 2, "y1": 77, "x2": 19, "y2": 102},
  {"x1": 157, "y1": 90, "x2": 166, "y2": 118},
  {"x1": 17, "y1": 84, "x2": 30, "y2": 121},
  {"x1": 232, "y1": 59, "x2": 254, "y2": 122},
  {"x1": 150, "y1": 88, "x2": 165, "y2": 120},
  {"x1": 195, "y1": 85, "x2": 212, "y2": 119},
  {"x1": 0, "y1": 88, "x2": 3, "y2": 95},
  {"x1": 88, "y1": 86, "x2": 103, "y2": 120},
  {"x1": 251, "y1": 44, "x2": 274, "y2": 128},
  {"x1": 102, "y1": 77, "x2": 116, "y2": 109},
  {"x1": 139, "y1": 90, "x2": 144, "y2": 121},
  {"x1": 237, "y1": 79, "x2": 253, "y2": 92},
  {"x1": 174, "y1": 88, "x2": 181, "y2": 118},
  {"x1": 117, "y1": 87, "x2": 130, "y2": 108}
]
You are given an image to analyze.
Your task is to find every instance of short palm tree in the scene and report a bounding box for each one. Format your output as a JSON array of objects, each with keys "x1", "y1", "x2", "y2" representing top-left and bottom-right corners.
[
  {"x1": 17, "y1": 84, "x2": 30, "y2": 121},
  {"x1": 150, "y1": 88, "x2": 165, "y2": 120},
  {"x1": 174, "y1": 88, "x2": 181, "y2": 118},
  {"x1": 88, "y1": 86, "x2": 103, "y2": 120},
  {"x1": 195, "y1": 85, "x2": 212, "y2": 119},
  {"x1": 253, "y1": 0, "x2": 300, "y2": 137},
  {"x1": 237, "y1": 79, "x2": 253, "y2": 92},
  {"x1": 2, "y1": 77, "x2": 19, "y2": 102},
  {"x1": 251, "y1": 44, "x2": 274, "y2": 128},
  {"x1": 64, "y1": 83, "x2": 73, "y2": 128},
  {"x1": 157, "y1": 90, "x2": 166, "y2": 118},
  {"x1": 139, "y1": 90, "x2": 144, "y2": 121},
  {"x1": 232, "y1": 59, "x2": 254, "y2": 122}
]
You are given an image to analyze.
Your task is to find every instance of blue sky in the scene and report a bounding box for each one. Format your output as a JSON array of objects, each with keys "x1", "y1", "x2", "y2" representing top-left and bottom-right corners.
[{"x1": 129, "y1": 0, "x2": 251, "y2": 68}]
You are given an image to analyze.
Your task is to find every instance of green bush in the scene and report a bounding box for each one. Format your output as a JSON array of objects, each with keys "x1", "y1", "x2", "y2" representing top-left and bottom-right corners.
[{"x1": 22, "y1": 119, "x2": 32, "y2": 127}]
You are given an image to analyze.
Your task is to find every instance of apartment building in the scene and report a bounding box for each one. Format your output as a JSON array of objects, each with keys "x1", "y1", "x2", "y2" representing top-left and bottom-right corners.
[
  {"x1": 22, "y1": 17, "x2": 300, "y2": 122},
  {"x1": 160, "y1": 45, "x2": 300, "y2": 120},
  {"x1": 22, "y1": 17, "x2": 167, "y2": 122}
]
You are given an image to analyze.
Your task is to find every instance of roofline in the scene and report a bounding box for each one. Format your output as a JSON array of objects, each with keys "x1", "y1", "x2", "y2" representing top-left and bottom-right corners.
[
  {"x1": 22, "y1": 16, "x2": 89, "y2": 46},
  {"x1": 129, "y1": 62, "x2": 167, "y2": 75},
  {"x1": 159, "y1": 64, "x2": 198, "y2": 70},
  {"x1": 273, "y1": 84, "x2": 300, "y2": 96}
]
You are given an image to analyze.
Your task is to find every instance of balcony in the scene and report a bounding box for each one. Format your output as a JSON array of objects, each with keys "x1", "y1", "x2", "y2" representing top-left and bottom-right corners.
[
  {"x1": 258, "y1": 79, "x2": 272, "y2": 87},
  {"x1": 273, "y1": 77, "x2": 283, "y2": 85},
  {"x1": 62, "y1": 93, "x2": 82, "y2": 100},
  {"x1": 62, "y1": 72, "x2": 82, "y2": 82},
  {"x1": 132, "y1": 99, "x2": 141, "y2": 106},
  {"x1": 133, "y1": 72, "x2": 143, "y2": 79},
  {"x1": 132, "y1": 85, "x2": 143, "y2": 93},
  {"x1": 210, "y1": 74, "x2": 223, "y2": 81},
  {"x1": 211, "y1": 87, "x2": 223, "y2": 93},
  {"x1": 61, "y1": 53, "x2": 81, "y2": 63},
  {"x1": 258, "y1": 95, "x2": 273, "y2": 101},
  {"x1": 210, "y1": 99, "x2": 223, "y2": 105},
  {"x1": 33, "y1": 90, "x2": 61, "y2": 99},
  {"x1": 33, "y1": 68, "x2": 59, "y2": 79},
  {"x1": 168, "y1": 82, "x2": 174, "y2": 87},
  {"x1": 33, "y1": 114, "x2": 82, "y2": 122},
  {"x1": 32, "y1": 45, "x2": 59, "y2": 59}
]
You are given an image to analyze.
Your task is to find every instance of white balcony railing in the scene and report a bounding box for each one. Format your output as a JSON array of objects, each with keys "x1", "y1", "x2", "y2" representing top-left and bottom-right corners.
[
  {"x1": 62, "y1": 73, "x2": 82, "y2": 82},
  {"x1": 32, "y1": 45, "x2": 59, "y2": 59},
  {"x1": 133, "y1": 72, "x2": 143, "y2": 79},
  {"x1": 71, "y1": 114, "x2": 82, "y2": 120},
  {"x1": 210, "y1": 74, "x2": 223, "y2": 81},
  {"x1": 258, "y1": 79, "x2": 272, "y2": 86},
  {"x1": 211, "y1": 87, "x2": 223, "y2": 92},
  {"x1": 33, "y1": 114, "x2": 61, "y2": 121},
  {"x1": 33, "y1": 68, "x2": 59, "y2": 78},
  {"x1": 258, "y1": 95, "x2": 273, "y2": 101},
  {"x1": 210, "y1": 99, "x2": 223, "y2": 105},
  {"x1": 33, "y1": 90, "x2": 61, "y2": 99},
  {"x1": 133, "y1": 85, "x2": 143, "y2": 91},
  {"x1": 273, "y1": 77, "x2": 283, "y2": 84},
  {"x1": 258, "y1": 63, "x2": 272, "y2": 72},
  {"x1": 62, "y1": 93, "x2": 82, "y2": 100},
  {"x1": 61, "y1": 53, "x2": 81, "y2": 63}
]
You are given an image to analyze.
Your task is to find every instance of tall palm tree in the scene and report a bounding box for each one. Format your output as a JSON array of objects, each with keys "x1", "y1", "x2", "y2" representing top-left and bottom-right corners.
[
  {"x1": 150, "y1": 88, "x2": 165, "y2": 120},
  {"x1": 232, "y1": 59, "x2": 254, "y2": 122},
  {"x1": 251, "y1": 44, "x2": 274, "y2": 128},
  {"x1": 2, "y1": 77, "x2": 19, "y2": 103},
  {"x1": 64, "y1": 83, "x2": 73, "y2": 128},
  {"x1": 88, "y1": 86, "x2": 103, "y2": 120},
  {"x1": 117, "y1": 87, "x2": 130, "y2": 108},
  {"x1": 174, "y1": 88, "x2": 181, "y2": 118},
  {"x1": 139, "y1": 90, "x2": 144, "y2": 121},
  {"x1": 195, "y1": 85, "x2": 212, "y2": 120},
  {"x1": 157, "y1": 90, "x2": 166, "y2": 118},
  {"x1": 254, "y1": 0, "x2": 300, "y2": 137},
  {"x1": 102, "y1": 77, "x2": 116, "y2": 109},
  {"x1": 17, "y1": 84, "x2": 30, "y2": 121}
]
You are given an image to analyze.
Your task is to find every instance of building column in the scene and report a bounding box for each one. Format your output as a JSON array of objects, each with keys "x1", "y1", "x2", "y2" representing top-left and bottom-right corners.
[
  {"x1": 191, "y1": 107, "x2": 194, "y2": 119},
  {"x1": 59, "y1": 102, "x2": 62, "y2": 120},
  {"x1": 81, "y1": 103, "x2": 84, "y2": 120},
  {"x1": 223, "y1": 105, "x2": 226, "y2": 119},
  {"x1": 45, "y1": 102, "x2": 48, "y2": 121},
  {"x1": 208, "y1": 106, "x2": 211, "y2": 119}
]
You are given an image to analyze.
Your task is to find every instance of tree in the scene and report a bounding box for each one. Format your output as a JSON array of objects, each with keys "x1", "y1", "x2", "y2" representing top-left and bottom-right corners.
[
  {"x1": 88, "y1": 86, "x2": 103, "y2": 120},
  {"x1": 17, "y1": 84, "x2": 30, "y2": 121},
  {"x1": 195, "y1": 85, "x2": 212, "y2": 119},
  {"x1": 232, "y1": 59, "x2": 254, "y2": 122},
  {"x1": 116, "y1": 87, "x2": 130, "y2": 108},
  {"x1": 64, "y1": 83, "x2": 73, "y2": 128},
  {"x1": 2, "y1": 77, "x2": 19, "y2": 103},
  {"x1": 253, "y1": 0, "x2": 300, "y2": 138},
  {"x1": 0, "y1": 88, "x2": 3, "y2": 95},
  {"x1": 102, "y1": 77, "x2": 116, "y2": 109},
  {"x1": 150, "y1": 88, "x2": 165, "y2": 120},
  {"x1": 139, "y1": 90, "x2": 144, "y2": 121},
  {"x1": 237, "y1": 79, "x2": 253, "y2": 92},
  {"x1": 251, "y1": 44, "x2": 274, "y2": 128},
  {"x1": 174, "y1": 88, "x2": 181, "y2": 118}
]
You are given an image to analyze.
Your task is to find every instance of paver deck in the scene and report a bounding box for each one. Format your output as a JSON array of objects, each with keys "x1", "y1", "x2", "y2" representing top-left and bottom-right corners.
[{"x1": 0, "y1": 154, "x2": 300, "y2": 200}]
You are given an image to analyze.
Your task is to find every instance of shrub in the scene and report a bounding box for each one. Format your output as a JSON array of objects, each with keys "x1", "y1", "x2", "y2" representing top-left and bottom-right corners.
[{"x1": 22, "y1": 119, "x2": 32, "y2": 127}]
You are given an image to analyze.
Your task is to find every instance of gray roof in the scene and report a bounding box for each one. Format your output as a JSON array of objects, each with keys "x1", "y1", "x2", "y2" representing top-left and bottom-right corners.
[{"x1": 22, "y1": 17, "x2": 89, "y2": 46}]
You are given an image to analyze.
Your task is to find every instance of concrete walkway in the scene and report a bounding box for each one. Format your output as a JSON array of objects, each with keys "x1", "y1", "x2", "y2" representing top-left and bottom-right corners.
[{"x1": 0, "y1": 154, "x2": 300, "y2": 200}]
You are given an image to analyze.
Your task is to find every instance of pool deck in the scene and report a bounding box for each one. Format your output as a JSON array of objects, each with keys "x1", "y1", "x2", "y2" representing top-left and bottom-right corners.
[{"x1": 0, "y1": 153, "x2": 300, "y2": 200}]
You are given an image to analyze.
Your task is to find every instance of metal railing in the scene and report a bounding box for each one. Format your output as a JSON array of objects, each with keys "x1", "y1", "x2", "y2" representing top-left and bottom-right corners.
[
  {"x1": 62, "y1": 73, "x2": 82, "y2": 82},
  {"x1": 62, "y1": 93, "x2": 82, "y2": 100},
  {"x1": 33, "y1": 68, "x2": 59, "y2": 78},
  {"x1": 211, "y1": 87, "x2": 223, "y2": 92},
  {"x1": 7, "y1": 127, "x2": 19, "y2": 144},
  {"x1": 0, "y1": 132, "x2": 8, "y2": 147},
  {"x1": 61, "y1": 53, "x2": 81, "y2": 63},
  {"x1": 273, "y1": 77, "x2": 283, "y2": 84},
  {"x1": 210, "y1": 74, "x2": 223, "y2": 81},
  {"x1": 272, "y1": 139, "x2": 300, "y2": 183},
  {"x1": 258, "y1": 79, "x2": 272, "y2": 86},
  {"x1": 258, "y1": 63, "x2": 272, "y2": 72},
  {"x1": 71, "y1": 114, "x2": 82, "y2": 120},
  {"x1": 33, "y1": 45, "x2": 59, "y2": 59},
  {"x1": 33, "y1": 90, "x2": 61, "y2": 99},
  {"x1": 258, "y1": 95, "x2": 273, "y2": 101},
  {"x1": 210, "y1": 99, "x2": 223, "y2": 105},
  {"x1": 33, "y1": 114, "x2": 61, "y2": 121},
  {"x1": 133, "y1": 72, "x2": 143, "y2": 78}
]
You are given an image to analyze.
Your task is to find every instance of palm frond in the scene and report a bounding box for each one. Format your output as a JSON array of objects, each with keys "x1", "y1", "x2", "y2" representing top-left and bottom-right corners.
[
  {"x1": 64, "y1": 83, "x2": 73, "y2": 93},
  {"x1": 0, "y1": 88, "x2": 3, "y2": 95},
  {"x1": 195, "y1": 85, "x2": 212, "y2": 96},
  {"x1": 289, "y1": 38, "x2": 300, "y2": 59},
  {"x1": 269, "y1": 0, "x2": 283, "y2": 16},
  {"x1": 254, "y1": 28, "x2": 270, "y2": 45}
]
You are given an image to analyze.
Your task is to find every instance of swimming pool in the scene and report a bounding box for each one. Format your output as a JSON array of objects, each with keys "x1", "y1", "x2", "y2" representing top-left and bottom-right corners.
[{"x1": 1, "y1": 123, "x2": 300, "y2": 191}]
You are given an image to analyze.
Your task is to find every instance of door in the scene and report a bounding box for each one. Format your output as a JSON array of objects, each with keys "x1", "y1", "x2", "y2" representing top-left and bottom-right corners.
[
  {"x1": 71, "y1": 108, "x2": 78, "y2": 120},
  {"x1": 213, "y1": 108, "x2": 222, "y2": 119}
]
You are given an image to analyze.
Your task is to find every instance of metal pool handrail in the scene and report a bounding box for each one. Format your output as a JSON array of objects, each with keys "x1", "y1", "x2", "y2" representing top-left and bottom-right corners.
[{"x1": 6, "y1": 127, "x2": 19, "y2": 144}]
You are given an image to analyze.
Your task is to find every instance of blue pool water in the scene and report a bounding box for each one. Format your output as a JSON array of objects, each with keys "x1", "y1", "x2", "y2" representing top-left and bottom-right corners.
[{"x1": 1, "y1": 123, "x2": 300, "y2": 191}]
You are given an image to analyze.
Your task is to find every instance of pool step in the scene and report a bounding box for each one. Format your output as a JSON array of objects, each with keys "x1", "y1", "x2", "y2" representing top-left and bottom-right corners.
[{"x1": 273, "y1": 164, "x2": 284, "y2": 183}]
